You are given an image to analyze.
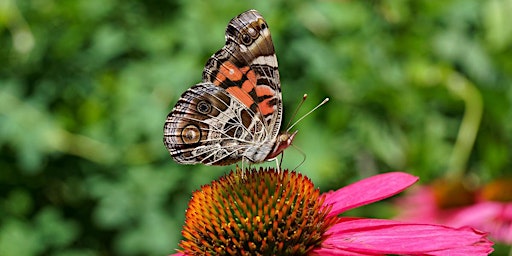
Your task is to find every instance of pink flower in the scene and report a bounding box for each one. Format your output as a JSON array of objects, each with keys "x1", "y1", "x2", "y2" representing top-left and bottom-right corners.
[
  {"x1": 170, "y1": 169, "x2": 493, "y2": 255},
  {"x1": 395, "y1": 179, "x2": 512, "y2": 244}
]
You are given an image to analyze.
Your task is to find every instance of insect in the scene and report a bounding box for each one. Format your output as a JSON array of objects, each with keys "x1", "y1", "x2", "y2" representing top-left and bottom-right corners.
[{"x1": 163, "y1": 10, "x2": 327, "y2": 167}]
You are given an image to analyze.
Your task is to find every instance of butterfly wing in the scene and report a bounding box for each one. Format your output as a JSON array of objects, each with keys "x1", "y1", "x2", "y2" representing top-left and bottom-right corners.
[
  {"x1": 164, "y1": 83, "x2": 262, "y2": 165},
  {"x1": 202, "y1": 10, "x2": 282, "y2": 148},
  {"x1": 164, "y1": 10, "x2": 283, "y2": 165}
]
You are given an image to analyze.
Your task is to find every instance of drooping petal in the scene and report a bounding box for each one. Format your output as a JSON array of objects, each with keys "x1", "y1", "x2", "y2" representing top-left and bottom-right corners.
[
  {"x1": 395, "y1": 185, "x2": 512, "y2": 244},
  {"x1": 310, "y1": 218, "x2": 493, "y2": 255},
  {"x1": 448, "y1": 201, "x2": 511, "y2": 226},
  {"x1": 447, "y1": 201, "x2": 512, "y2": 243},
  {"x1": 169, "y1": 253, "x2": 185, "y2": 256},
  {"x1": 323, "y1": 172, "x2": 418, "y2": 217}
]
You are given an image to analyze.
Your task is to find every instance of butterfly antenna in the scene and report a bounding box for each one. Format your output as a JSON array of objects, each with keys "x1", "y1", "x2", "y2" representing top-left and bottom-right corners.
[
  {"x1": 285, "y1": 94, "x2": 308, "y2": 130},
  {"x1": 286, "y1": 97, "x2": 330, "y2": 132}
]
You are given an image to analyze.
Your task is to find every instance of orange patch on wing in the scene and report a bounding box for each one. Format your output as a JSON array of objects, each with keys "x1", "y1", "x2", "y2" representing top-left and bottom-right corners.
[
  {"x1": 255, "y1": 85, "x2": 274, "y2": 97},
  {"x1": 219, "y1": 61, "x2": 243, "y2": 82},
  {"x1": 226, "y1": 86, "x2": 253, "y2": 109},
  {"x1": 240, "y1": 66, "x2": 251, "y2": 75},
  {"x1": 239, "y1": 69, "x2": 256, "y2": 93},
  {"x1": 241, "y1": 81, "x2": 253, "y2": 93},
  {"x1": 213, "y1": 74, "x2": 224, "y2": 86},
  {"x1": 258, "y1": 98, "x2": 275, "y2": 115},
  {"x1": 246, "y1": 69, "x2": 257, "y2": 84}
]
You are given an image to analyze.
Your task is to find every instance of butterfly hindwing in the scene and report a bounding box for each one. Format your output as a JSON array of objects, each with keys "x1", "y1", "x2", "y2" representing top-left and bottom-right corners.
[{"x1": 165, "y1": 83, "x2": 269, "y2": 165}]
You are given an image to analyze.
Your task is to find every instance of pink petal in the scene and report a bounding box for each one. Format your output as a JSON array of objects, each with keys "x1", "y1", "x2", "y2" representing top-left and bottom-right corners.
[
  {"x1": 448, "y1": 201, "x2": 512, "y2": 243},
  {"x1": 309, "y1": 248, "x2": 374, "y2": 256},
  {"x1": 311, "y1": 218, "x2": 493, "y2": 255},
  {"x1": 323, "y1": 172, "x2": 418, "y2": 217},
  {"x1": 448, "y1": 201, "x2": 512, "y2": 225}
]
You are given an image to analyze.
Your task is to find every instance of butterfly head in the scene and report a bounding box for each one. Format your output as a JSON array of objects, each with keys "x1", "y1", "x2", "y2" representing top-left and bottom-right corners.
[{"x1": 265, "y1": 130, "x2": 298, "y2": 161}]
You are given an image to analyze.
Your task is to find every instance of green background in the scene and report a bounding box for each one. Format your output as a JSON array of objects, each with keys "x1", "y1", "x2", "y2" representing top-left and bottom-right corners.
[{"x1": 1, "y1": 0, "x2": 511, "y2": 255}]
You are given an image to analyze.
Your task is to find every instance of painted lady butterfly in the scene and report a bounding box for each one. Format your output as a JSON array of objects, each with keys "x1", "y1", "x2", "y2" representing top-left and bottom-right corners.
[{"x1": 163, "y1": 10, "x2": 296, "y2": 166}]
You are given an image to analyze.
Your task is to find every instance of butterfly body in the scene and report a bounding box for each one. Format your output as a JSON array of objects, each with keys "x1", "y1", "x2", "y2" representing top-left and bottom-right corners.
[{"x1": 164, "y1": 10, "x2": 295, "y2": 166}]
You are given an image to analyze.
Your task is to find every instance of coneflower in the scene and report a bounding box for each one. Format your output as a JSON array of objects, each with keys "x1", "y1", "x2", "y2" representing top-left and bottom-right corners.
[{"x1": 171, "y1": 168, "x2": 493, "y2": 255}]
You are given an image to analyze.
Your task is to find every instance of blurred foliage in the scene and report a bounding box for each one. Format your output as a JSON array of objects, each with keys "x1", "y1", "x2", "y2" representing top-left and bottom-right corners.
[{"x1": 1, "y1": 0, "x2": 511, "y2": 255}]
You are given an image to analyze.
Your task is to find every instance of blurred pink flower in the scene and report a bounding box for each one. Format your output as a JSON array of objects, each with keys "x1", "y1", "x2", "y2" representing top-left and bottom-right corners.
[
  {"x1": 395, "y1": 179, "x2": 512, "y2": 244},
  {"x1": 171, "y1": 169, "x2": 493, "y2": 255}
]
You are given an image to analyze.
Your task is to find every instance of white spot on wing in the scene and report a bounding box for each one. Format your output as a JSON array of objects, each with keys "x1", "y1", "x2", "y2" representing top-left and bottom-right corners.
[
  {"x1": 239, "y1": 45, "x2": 249, "y2": 52},
  {"x1": 251, "y1": 55, "x2": 277, "y2": 67}
]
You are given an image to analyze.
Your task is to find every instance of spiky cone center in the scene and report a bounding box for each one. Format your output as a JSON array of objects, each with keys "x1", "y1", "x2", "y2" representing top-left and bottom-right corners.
[{"x1": 178, "y1": 168, "x2": 337, "y2": 256}]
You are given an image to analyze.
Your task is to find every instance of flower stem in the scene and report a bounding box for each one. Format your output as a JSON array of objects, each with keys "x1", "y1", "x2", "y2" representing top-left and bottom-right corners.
[{"x1": 444, "y1": 71, "x2": 483, "y2": 180}]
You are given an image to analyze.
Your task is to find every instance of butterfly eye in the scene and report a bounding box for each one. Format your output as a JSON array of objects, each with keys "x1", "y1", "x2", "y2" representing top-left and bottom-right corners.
[
  {"x1": 181, "y1": 124, "x2": 201, "y2": 144},
  {"x1": 197, "y1": 100, "x2": 212, "y2": 114},
  {"x1": 241, "y1": 33, "x2": 252, "y2": 45},
  {"x1": 247, "y1": 27, "x2": 258, "y2": 37}
]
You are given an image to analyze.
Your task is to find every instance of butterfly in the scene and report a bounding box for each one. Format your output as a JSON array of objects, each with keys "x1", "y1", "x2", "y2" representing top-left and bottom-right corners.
[{"x1": 163, "y1": 9, "x2": 296, "y2": 166}]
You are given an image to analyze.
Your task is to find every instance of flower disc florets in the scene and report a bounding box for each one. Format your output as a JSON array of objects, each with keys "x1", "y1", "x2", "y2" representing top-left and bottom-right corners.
[{"x1": 178, "y1": 168, "x2": 337, "y2": 256}]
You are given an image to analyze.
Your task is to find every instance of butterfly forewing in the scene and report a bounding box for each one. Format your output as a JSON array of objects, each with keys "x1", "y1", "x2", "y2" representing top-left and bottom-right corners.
[{"x1": 202, "y1": 10, "x2": 282, "y2": 142}]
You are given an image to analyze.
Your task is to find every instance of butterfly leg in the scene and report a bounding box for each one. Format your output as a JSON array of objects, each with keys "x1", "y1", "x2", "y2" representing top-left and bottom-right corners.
[
  {"x1": 275, "y1": 158, "x2": 281, "y2": 173},
  {"x1": 241, "y1": 157, "x2": 252, "y2": 179},
  {"x1": 241, "y1": 158, "x2": 245, "y2": 179}
]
